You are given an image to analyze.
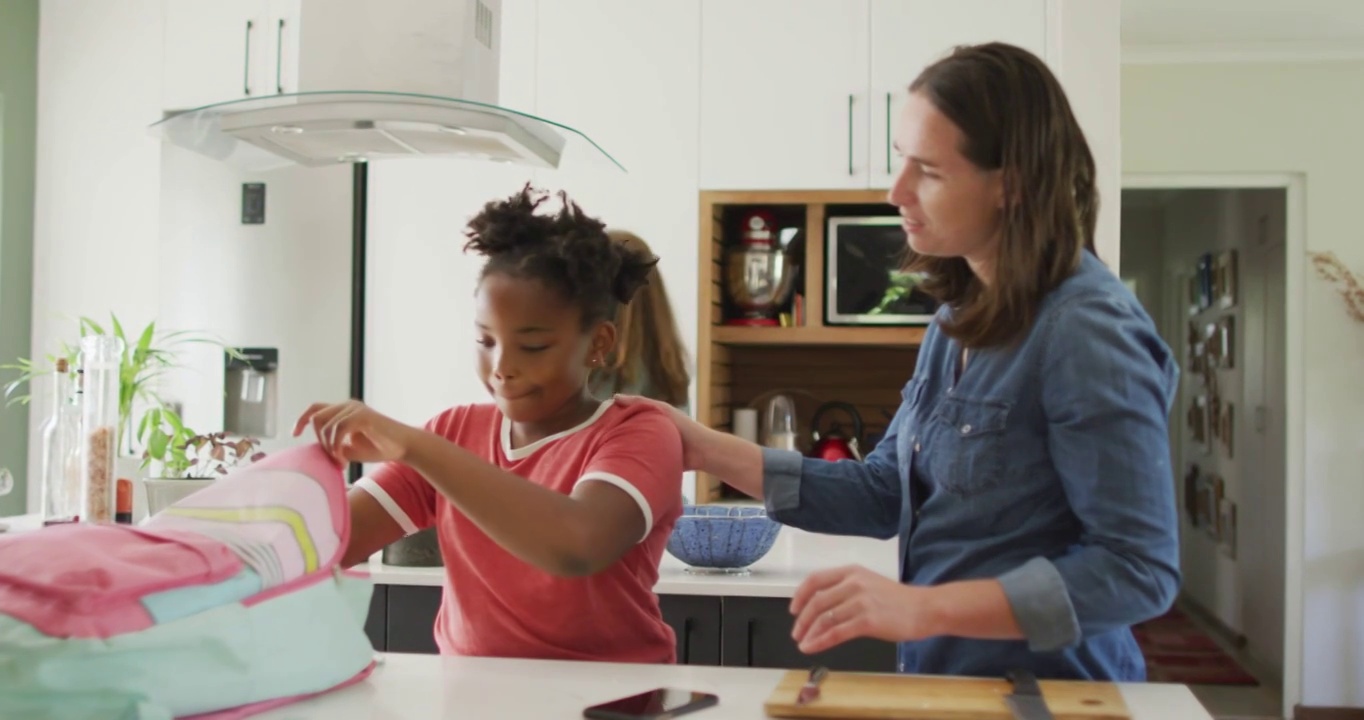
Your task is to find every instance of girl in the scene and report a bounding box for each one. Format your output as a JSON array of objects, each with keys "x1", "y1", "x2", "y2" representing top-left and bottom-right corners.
[
  {"x1": 589, "y1": 230, "x2": 691, "y2": 413},
  {"x1": 294, "y1": 184, "x2": 685, "y2": 664}
]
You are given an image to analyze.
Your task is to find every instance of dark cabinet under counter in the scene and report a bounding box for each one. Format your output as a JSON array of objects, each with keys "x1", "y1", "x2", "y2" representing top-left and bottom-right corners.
[{"x1": 368, "y1": 586, "x2": 894, "y2": 673}]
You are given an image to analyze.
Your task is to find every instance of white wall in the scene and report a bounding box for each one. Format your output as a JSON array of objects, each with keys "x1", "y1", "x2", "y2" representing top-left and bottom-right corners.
[
  {"x1": 27, "y1": 0, "x2": 164, "y2": 501},
  {"x1": 156, "y1": 148, "x2": 352, "y2": 457},
  {"x1": 1049, "y1": 0, "x2": 1122, "y2": 271},
  {"x1": 1124, "y1": 60, "x2": 1364, "y2": 708}
]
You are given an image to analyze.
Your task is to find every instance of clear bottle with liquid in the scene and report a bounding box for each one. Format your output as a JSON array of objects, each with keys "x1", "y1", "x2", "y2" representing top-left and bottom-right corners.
[
  {"x1": 79, "y1": 335, "x2": 124, "y2": 523},
  {"x1": 38, "y1": 358, "x2": 81, "y2": 525}
]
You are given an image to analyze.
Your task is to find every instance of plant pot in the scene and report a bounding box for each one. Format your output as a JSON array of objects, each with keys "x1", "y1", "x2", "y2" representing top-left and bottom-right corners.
[
  {"x1": 142, "y1": 478, "x2": 215, "y2": 518},
  {"x1": 382, "y1": 527, "x2": 443, "y2": 567}
]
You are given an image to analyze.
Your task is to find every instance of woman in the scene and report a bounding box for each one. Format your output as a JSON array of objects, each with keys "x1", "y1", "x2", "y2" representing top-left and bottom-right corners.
[
  {"x1": 590, "y1": 230, "x2": 692, "y2": 414},
  {"x1": 619, "y1": 42, "x2": 1180, "y2": 680}
]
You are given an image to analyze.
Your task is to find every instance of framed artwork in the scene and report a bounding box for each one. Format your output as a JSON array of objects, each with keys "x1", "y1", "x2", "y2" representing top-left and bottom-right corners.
[
  {"x1": 1213, "y1": 402, "x2": 1234, "y2": 458},
  {"x1": 1187, "y1": 395, "x2": 1209, "y2": 450},
  {"x1": 1203, "y1": 475, "x2": 1224, "y2": 540},
  {"x1": 1182, "y1": 464, "x2": 1201, "y2": 526},
  {"x1": 1218, "y1": 499, "x2": 1238, "y2": 559},
  {"x1": 1194, "y1": 475, "x2": 1215, "y2": 530},
  {"x1": 1186, "y1": 274, "x2": 1202, "y2": 316},
  {"x1": 1216, "y1": 316, "x2": 1235, "y2": 369},
  {"x1": 1203, "y1": 321, "x2": 1223, "y2": 367},
  {"x1": 1214, "y1": 250, "x2": 1238, "y2": 309}
]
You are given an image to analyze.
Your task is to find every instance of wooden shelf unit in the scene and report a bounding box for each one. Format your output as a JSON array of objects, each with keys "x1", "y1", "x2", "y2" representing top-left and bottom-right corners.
[{"x1": 695, "y1": 190, "x2": 925, "y2": 503}]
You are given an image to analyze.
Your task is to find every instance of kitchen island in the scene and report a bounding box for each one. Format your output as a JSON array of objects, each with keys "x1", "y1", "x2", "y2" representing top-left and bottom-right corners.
[
  {"x1": 252, "y1": 652, "x2": 1214, "y2": 719},
  {"x1": 365, "y1": 528, "x2": 906, "y2": 671},
  {"x1": 367, "y1": 526, "x2": 900, "y2": 597}
]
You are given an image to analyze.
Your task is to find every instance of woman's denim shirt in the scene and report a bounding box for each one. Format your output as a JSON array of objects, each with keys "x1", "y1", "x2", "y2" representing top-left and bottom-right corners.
[{"x1": 763, "y1": 251, "x2": 1181, "y2": 681}]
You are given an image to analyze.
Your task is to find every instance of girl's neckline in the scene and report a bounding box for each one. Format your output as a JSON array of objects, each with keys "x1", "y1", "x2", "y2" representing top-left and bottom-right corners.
[{"x1": 500, "y1": 399, "x2": 615, "y2": 461}]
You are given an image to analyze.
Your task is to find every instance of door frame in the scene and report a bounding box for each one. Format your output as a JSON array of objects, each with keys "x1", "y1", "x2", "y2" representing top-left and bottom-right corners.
[{"x1": 1123, "y1": 172, "x2": 1305, "y2": 718}]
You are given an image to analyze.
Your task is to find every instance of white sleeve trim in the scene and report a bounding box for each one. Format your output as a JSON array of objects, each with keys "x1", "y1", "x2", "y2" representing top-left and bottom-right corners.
[
  {"x1": 574, "y1": 471, "x2": 654, "y2": 543},
  {"x1": 356, "y1": 476, "x2": 420, "y2": 536}
]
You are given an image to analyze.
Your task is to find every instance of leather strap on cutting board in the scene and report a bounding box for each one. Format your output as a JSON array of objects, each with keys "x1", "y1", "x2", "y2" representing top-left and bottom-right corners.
[{"x1": 763, "y1": 670, "x2": 1131, "y2": 720}]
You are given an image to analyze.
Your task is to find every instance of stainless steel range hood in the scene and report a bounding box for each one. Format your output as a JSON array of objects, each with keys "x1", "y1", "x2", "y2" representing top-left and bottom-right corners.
[{"x1": 149, "y1": 0, "x2": 623, "y2": 174}]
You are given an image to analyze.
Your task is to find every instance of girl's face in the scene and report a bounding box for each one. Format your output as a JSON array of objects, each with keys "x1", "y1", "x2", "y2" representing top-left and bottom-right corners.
[{"x1": 474, "y1": 273, "x2": 614, "y2": 425}]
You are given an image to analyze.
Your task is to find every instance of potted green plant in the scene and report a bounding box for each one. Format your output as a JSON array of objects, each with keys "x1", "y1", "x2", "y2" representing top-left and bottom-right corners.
[
  {"x1": 138, "y1": 405, "x2": 266, "y2": 517},
  {"x1": 2, "y1": 314, "x2": 242, "y2": 468}
]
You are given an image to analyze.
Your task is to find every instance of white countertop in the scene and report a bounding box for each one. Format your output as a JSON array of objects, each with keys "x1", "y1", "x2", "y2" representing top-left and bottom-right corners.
[
  {"x1": 368, "y1": 527, "x2": 901, "y2": 598},
  {"x1": 252, "y1": 653, "x2": 1213, "y2": 719}
]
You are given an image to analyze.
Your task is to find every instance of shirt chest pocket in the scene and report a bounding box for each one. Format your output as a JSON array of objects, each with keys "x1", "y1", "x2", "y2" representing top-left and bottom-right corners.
[{"x1": 923, "y1": 396, "x2": 1011, "y2": 497}]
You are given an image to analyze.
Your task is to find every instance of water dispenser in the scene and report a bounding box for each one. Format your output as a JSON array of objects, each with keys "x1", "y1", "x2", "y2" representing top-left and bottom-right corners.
[{"x1": 224, "y1": 348, "x2": 279, "y2": 439}]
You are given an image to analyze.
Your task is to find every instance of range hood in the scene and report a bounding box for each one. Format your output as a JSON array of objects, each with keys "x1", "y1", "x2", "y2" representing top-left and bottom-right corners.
[{"x1": 149, "y1": 0, "x2": 623, "y2": 174}]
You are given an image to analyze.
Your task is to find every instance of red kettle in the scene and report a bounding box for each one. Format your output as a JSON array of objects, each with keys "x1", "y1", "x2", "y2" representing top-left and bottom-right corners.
[{"x1": 809, "y1": 402, "x2": 863, "y2": 462}]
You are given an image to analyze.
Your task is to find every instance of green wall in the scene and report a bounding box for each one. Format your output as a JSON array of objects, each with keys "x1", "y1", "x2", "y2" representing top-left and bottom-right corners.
[{"x1": 0, "y1": 0, "x2": 39, "y2": 516}]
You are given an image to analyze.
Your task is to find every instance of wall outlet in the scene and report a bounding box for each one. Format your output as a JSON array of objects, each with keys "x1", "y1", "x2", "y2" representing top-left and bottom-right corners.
[{"x1": 242, "y1": 183, "x2": 265, "y2": 224}]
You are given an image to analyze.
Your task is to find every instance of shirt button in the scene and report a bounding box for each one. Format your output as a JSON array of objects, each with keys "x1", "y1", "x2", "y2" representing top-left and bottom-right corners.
[
  {"x1": 961, "y1": 424, "x2": 972, "y2": 434},
  {"x1": 913, "y1": 443, "x2": 921, "y2": 452}
]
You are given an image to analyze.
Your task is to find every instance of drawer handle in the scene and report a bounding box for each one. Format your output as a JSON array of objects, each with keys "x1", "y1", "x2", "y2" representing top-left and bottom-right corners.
[
  {"x1": 885, "y1": 92, "x2": 892, "y2": 175},
  {"x1": 847, "y1": 94, "x2": 855, "y2": 176}
]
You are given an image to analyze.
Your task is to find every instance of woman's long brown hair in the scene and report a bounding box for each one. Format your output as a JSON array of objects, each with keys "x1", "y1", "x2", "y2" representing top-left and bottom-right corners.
[
  {"x1": 906, "y1": 42, "x2": 1098, "y2": 349},
  {"x1": 599, "y1": 230, "x2": 691, "y2": 407}
]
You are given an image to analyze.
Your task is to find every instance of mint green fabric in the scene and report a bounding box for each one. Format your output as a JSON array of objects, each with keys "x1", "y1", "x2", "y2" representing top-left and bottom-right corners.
[{"x1": 0, "y1": 573, "x2": 374, "y2": 719}]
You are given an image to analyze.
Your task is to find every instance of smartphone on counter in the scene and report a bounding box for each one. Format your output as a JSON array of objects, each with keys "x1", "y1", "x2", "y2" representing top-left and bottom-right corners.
[{"x1": 582, "y1": 687, "x2": 718, "y2": 720}]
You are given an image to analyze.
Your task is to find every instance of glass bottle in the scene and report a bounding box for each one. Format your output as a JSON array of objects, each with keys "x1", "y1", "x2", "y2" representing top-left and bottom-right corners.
[
  {"x1": 79, "y1": 335, "x2": 124, "y2": 523},
  {"x1": 38, "y1": 358, "x2": 80, "y2": 524}
]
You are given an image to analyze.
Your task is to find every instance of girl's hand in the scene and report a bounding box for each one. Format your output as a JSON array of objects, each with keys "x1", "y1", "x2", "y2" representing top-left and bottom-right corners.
[
  {"x1": 612, "y1": 395, "x2": 721, "y2": 472},
  {"x1": 789, "y1": 565, "x2": 939, "y2": 655},
  {"x1": 292, "y1": 400, "x2": 419, "y2": 465}
]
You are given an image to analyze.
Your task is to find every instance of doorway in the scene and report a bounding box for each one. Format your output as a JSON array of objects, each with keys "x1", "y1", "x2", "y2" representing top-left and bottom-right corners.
[{"x1": 1121, "y1": 174, "x2": 1305, "y2": 720}]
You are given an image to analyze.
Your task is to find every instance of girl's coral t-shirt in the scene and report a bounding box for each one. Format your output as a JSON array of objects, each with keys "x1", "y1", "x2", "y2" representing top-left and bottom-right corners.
[{"x1": 356, "y1": 399, "x2": 684, "y2": 663}]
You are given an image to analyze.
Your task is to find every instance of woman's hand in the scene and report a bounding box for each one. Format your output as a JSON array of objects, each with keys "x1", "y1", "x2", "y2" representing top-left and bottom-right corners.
[
  {"x1": 292, "y1": 400, "x2": 420, "y2": 465},
  {"x1": 789, "y1": 565, "x2": 940, "y2": 654},
  {"x1": 612, "y1": 395, "x2": 719, "y2": 472}
]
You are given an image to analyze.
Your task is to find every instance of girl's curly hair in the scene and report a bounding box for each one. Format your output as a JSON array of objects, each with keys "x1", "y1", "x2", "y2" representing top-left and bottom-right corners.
[{"x1": 463, "y1": 184, "x2": 657, "y2": 326}]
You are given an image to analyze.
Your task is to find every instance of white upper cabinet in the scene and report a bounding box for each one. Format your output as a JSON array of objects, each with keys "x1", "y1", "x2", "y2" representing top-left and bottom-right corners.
[
  {"x1": 699, "y1": 0, "x2": 870, "y2": 191},
  {"x1": 700, "y1": 0, "x2": 1048, "y2": 191},
  {"x1": 163, "y1": 0, "x2": 299, "y2": 112},
  {"x1": 163, "y1": 0, "x2": 267, "y2": 111},
  {"x1": 868, "y1": 0, "x2": 1047, "y2": 188}
]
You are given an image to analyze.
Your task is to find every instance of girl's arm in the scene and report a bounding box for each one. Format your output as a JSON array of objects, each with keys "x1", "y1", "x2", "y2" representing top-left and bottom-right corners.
[
  {"x1": 400, "y1": 430, "x2": 650, "y2": 577},
  {"x1": 340, "y1": 490, "x2": 406, "y2": 568}
]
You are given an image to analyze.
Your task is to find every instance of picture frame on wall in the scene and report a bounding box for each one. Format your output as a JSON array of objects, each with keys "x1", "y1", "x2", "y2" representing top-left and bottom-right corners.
[
  {"x1": 1215, "y1": 402, "x2": 1234, "y2": 458},
  {"x1": 1188, "y1": 395, "x2": 1209, "y2": 450},
  {"x1": 1216, "y1": 315, "x2": 1235, "y2": 369},
  {"x1": 1203, "y1": 321, "x2": 1223, "y2": 367},
  {"x1": 1218, "y1": 499, "x2": 1238, "y2": 559},
  {"x1": 1214, "y1": 250, "x2": 1238, "y2": 309}
]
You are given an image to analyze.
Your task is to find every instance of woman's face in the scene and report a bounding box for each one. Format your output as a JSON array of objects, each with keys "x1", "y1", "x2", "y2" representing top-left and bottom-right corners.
[
  {"x1": 887, "y1": 91, "x2": 1005, "y2": 280},
  {"x1": 474, "y1": 273, "x2": 611, "y2": 424}
]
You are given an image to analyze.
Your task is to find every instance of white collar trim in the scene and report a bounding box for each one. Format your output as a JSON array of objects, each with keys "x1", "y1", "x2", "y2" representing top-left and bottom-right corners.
[{"x1": 500, "y1": 399, "x2": 614, "y2": 461}]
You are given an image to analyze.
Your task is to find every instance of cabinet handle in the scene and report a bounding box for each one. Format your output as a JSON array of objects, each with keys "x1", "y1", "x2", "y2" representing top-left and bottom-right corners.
[
  {"x1": 243, "y1": 20, "x2": 253, "y2": 96},
  {"x1": 885, "y1": 92, "x2": 892, "y2": 175},
  {"x1": 847, "y1": 94, "x2": 855, "y2": 176},
  {"x1": 276, "y1": 19, "x2": 285, "y2": 94}
]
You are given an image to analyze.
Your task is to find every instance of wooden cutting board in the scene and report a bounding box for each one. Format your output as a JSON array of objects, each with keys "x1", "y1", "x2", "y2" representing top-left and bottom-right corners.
[{"x1": 763, "y1": 670, "x2": 1131, "y2": 720}]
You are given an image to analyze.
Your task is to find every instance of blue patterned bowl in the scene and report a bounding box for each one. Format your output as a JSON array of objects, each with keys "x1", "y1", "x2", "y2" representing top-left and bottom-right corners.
[{"x1": 666, "y1": 505, "x2": 782, "y2": 575}]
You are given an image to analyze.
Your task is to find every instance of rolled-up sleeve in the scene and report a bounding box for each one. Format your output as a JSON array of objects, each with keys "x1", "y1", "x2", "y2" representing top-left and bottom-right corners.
[
  {"x1": 1002, "y1": 292, "x2": 1181, "y2": 651},
  {"x1": 762, "y1": 398, "x2": 907, "y2": 540}
]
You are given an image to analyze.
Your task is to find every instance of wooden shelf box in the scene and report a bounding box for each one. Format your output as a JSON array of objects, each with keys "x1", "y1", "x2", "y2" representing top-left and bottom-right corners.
[{"x1": 695, "y1": 190, "x2": 927, "y2": 503}]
